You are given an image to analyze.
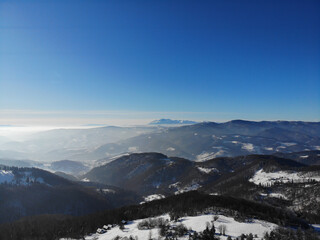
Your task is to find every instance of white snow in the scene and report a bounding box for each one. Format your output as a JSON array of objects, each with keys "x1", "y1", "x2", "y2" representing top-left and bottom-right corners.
[
  {"x1": 82, "y1": 213, "x2": 277, "y2": 240},
  {"x1": 196, "y1": 150, "x2": 225, "y2": 162},
  {"x1": 0, "y1": 170, "x2": 46, "y2": 185},
  {"x1": 168, "y1": 182, "x2": 180, "y2": 189},
  {"x1": 166, "y1": 147, "x2": 175, "y2": 152},
  {"x1": 312, "y1": 224, "x2": 320, "y2": 233},
  {"x1": 82, "y1": 178, "x2": 90, "y2": 182},
  {"x1": 210, "y1": 193, "x2": 219, "y2": 196},
  {"x1": 260, "y1": 192, "x2": 288, "y2": 200},
  {"x1": 140, "y1": 194, "x2": 165, "y2": 204},
  {"x1": 181, "y1": 214, "x2": 277, "y2": 239},
  {"x1": 169, "y1": 182, "x2": 201, "y2": 194},
  {"x1": 264, "y1": 147, "x2": 273, "y2": 151},
  {"x1": 85, "y1": 215, "x2": 169, "y2": 240},
  {"x1": 196, "y1": 152, "x2": 216, "y2": 162},
  {"x1": 97, "y1": 188, "x2": 116, "y2": 194},
  {"x1": 175, "y1": 183, "x2": 201, "y2": 194},
  {"x1": 0, "y1": 170, "x2": 14, "y2": 184},
  {"x1": 197, "y1": 167, "x2": 219, "y2": 174},
  {"x1": 269, "y1": 193, "x2": 288, "y2": 200},
  {"x1": 276, "y1": 146, "x2": 286, "y2": 150},
  {"x1": 299, "y1": 155, "x2": 309, "y2": 159},
  {"x1": 241, "y1": 143, "x2": 254, "y2": 152},
  {"x1": 249, "y1": 169, "x2": 320, "y2": 185}
]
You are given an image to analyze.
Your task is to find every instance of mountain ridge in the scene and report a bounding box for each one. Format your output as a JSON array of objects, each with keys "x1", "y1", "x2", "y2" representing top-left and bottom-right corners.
[{"x1": 149, "y1": 119, "x2": 198, "y2": 125}]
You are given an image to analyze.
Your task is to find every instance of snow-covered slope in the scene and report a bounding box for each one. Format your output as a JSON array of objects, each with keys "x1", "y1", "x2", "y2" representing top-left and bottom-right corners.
[
  {"x1": 140, "y1": 194, "x2": 165, "y2": 204},
  {"x1": 83, "y1": 214, "x2": 277, "y2": 240},
  {"x1": 0, "y1": 170, "x2": 14, "y2": 184},
  {"x1": 249, "y1": 169, "x2": 320, "y2": 185},
  {"x1": 0, "y1": 169, "x2": 45, "y2": 185}
]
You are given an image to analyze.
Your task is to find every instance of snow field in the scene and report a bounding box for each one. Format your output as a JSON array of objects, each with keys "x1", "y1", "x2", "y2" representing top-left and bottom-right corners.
[
  {"x1": 249, "y1": 169, "x2": 320, "y2": 185},
  {"x1": 84, "y1": 213, "x2": 277, "y2": 240}
]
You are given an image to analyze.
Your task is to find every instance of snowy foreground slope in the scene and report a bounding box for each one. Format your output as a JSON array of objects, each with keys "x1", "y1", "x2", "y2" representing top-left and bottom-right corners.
[{"x1": 80, "y1": 214, "x2": 277, "y2": 240}]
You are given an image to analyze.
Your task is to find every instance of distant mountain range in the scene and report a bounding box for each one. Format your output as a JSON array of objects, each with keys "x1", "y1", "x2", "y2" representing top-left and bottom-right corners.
[
  {"x1": 149, "y1": 119, "x2": 198, "y2": 125},
  {"x1": 0, "y1": 120, "x2": 319, "y2": 164},
  {"x1": 87, "y1": 120, "x2": 320, "y2": 162},
  {"x1": 0, "y1": 126, "x2": 160, "y2": 161}
]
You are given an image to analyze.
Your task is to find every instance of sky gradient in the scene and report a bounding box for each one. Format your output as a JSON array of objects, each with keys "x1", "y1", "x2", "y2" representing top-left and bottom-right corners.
[{"x1": 0, "y1": 0, "x2": 319, "y2": 125}]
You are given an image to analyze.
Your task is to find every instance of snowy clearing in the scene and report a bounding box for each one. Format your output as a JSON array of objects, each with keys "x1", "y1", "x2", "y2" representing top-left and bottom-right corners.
[
  {"x1": 197, "y1": 167, "x2": 219, "y2": 174},
  {"x1": 97, "y1": 189, "x2": 116, "y2": 194},
  {"x1": 241, "y1": 143, "x2": 254, "y2": 152},
  {"x1": 166, "y1": 147, "x2": 175, "y2": 151},
  {"x1": 140, "y1": 194, "x2": 165, "y2": 204},
  {"x1": 0, "y1": 170, "x2": 45, "y2": 185},
  {"x1": 82, "y1": 213, "x2": 277, "y2": 240},
  {"x1": 175, "y1": 183, "x2": 201, "y2": 194},
  {"x1": 249, "y1": 169, "x2": 320, "y2": 185},
  {"x1": 196, "y1": 150, "x2": 225, "y2": 162},
  {"x1": 260, "y1": 192, "x2": 288, "y2": 200},
  {"x1": 264, "y1": 147, "x2": 273, "y2": 151}
]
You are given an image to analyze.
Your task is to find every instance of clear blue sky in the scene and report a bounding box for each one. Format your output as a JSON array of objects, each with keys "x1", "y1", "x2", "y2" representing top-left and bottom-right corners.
[{"x1": 0, "y1": 0, "x2": 319, "y2": 125}]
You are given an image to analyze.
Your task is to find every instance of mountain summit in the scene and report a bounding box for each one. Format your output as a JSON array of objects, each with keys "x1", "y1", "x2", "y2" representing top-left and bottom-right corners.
[{"x1": 149, "y1": 119, "x2": 198, "y2": 125}]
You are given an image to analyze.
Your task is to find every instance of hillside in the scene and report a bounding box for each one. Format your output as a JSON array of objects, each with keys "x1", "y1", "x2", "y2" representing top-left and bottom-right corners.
[
  {"x1": 83, "y1": 152, "x2": 320, "y2": 197},
  {"x1": 0, "y1": 166, "x2": 142, "y2": 224},
  {"x1": 83, "y1": 153, "x2": 200, "y2": 195},
  {"x1": 83, "y1": 152, "x2": 320, "y2": 222},
  {"x1": 0, "y1": 191, "x2": 314, "y2": 240},
  {"x1": 273, "y1": 150, "x2": 320, "y2": 165}
]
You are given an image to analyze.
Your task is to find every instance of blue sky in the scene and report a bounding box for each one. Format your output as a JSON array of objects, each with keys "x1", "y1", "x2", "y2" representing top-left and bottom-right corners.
[{"x1": 0, "y1": 0, "x2": 319, "y2": 125}]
